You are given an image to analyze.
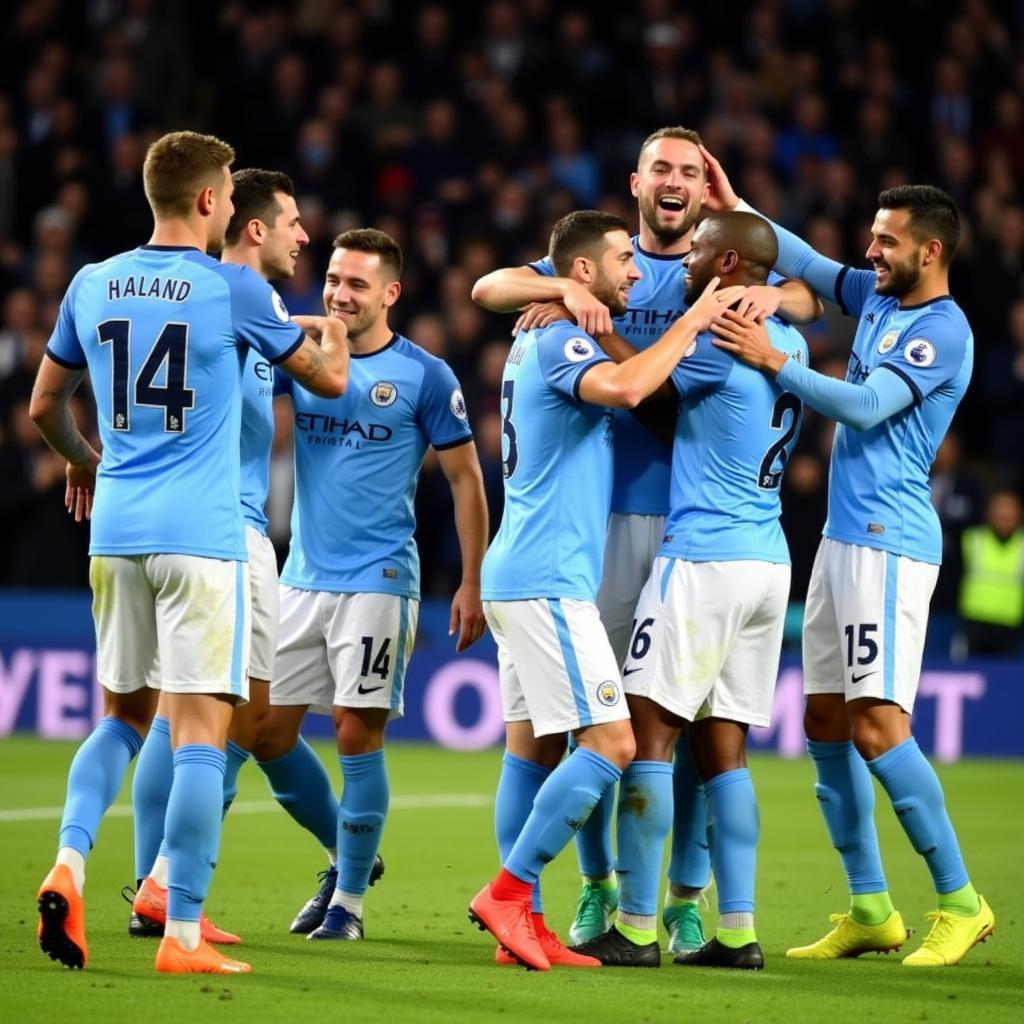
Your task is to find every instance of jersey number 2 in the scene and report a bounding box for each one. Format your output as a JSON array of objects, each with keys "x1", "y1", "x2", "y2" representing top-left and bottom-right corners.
[
  {"x1": 757, "y1": 392, "x2": 801, "y2": 490},
  {"x1": 98, "y1": 319, "x2": 195, "y2": 433}
]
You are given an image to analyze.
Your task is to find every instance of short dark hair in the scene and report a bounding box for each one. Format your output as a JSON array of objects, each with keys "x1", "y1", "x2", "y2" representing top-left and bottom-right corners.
[
  {"x1": 332, "y1": 228, "x2": 403, "y2": 280},
  {"x1": 224, "y1": 168, "x2": 296, "y2": 246},
  {"x1": 638, "y1": 126, "x2": 704, "y2": 166},
  {"x1": 878, "y1": 185, "x2": 961, "y2": 266},
  {"x1": 549, "y1": 210, "x2": 629, "y2": 276}
]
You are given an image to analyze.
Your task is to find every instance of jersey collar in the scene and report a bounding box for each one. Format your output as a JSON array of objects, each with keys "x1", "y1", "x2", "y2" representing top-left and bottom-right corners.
[
  {"x1": 138, "y1": 244, "x2": 202, "y2": 252},
  {"x1": 350, "y1": 332, "x2": 399, "y2": 359},
  {"x1": 898, "y1": 295, "x2": 953, "y2": 310},
  {"x1": 634, "y1": 242, "x2": 689, "y2": 261}
]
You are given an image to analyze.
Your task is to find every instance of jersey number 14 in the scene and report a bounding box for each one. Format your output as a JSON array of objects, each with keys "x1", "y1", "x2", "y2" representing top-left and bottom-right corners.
[{"x1": 98, "y1": 319, "x2": 195, "y2": 433}]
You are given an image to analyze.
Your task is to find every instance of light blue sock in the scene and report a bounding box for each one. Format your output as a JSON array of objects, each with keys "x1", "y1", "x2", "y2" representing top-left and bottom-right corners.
[
  {"x1": 222, "y1": 739, "x2": 250, "y2": 817},
  {"x1": 131, "y1": 715, "x2": 172, "y2": 879},
  {"x1": 567, "y1": 735, "x2": 616, "y2": 879},
  {"x1": 705, "y1": 768, "x2": 759, "y2": 915},
  {"x1": 505, "y1": 747, "x2": 621, "y2": 885},
  {"x1": 495, "y1": 751, "x2": 552, "y2": 914},
  {"x1": 337, "y1": 750, "x2": 389, "y2": 896},
  {"x1": 808, "y1": 739, "x2": 887, "y2": 893},
  {"x1": 165, "y1": 745, "x2": 226, "y2": 922},
  {"x1": 867, "y1": 737, "x2": 970, "y2": 894},
  {"x1": 616, "y1": 761, "x2": 674, "y2": 916},
  {"x1": 667, "y1": 735, "x2": 712, "y2": 889},
  {"x1": 59, "y1": 715, "x2": 142, "y2": 857},
  {"x1": 257, "y1": 738, "x2": 337, "y2": 849}
]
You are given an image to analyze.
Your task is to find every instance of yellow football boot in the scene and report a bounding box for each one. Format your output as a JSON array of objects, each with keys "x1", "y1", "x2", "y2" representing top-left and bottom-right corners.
[
  {"x1": 786, "y1": 910, "x2": 909, "y2": 959},
  {"x1": 903, "y1": 896, "x2": 994, "y2": 967}
]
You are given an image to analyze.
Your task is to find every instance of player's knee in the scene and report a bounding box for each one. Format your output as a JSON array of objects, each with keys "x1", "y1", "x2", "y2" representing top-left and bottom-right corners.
[
  {"x1": 803, "y1": 697, "x2": 849, "y2": 743},
  {"x1": 335, "y1": 711, "x2": 386, "y2": 756},
  {"x1": 850, "y1": 715, "x2": 890, "y2": 761}
]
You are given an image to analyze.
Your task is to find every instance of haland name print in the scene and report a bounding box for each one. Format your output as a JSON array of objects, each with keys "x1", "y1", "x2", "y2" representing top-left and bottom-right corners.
[{"x1": 106, "y1": 276, "x2": 192, "y2": 302}]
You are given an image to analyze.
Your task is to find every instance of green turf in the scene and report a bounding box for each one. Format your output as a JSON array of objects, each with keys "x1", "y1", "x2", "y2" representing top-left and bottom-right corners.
[{"x1": 0, "y1": 736, "x2": 1020, "y2": 1023}]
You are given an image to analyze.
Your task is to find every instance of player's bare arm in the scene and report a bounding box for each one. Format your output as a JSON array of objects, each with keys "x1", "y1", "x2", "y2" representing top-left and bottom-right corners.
[
  {"x1": 29, "y1": 356, "x2": 101, "y2": 522},
  {"x1": 472, "y1": 267, "x2": 613, "y2": 337},
  {"x1": 437, "y1": 441, "x2": 489, "y2": 653},
  {"x1": 579, "y1": 277, "x2": 746, "y2": 408},
  {"x1": 280, "y1": 314, "x2": 349, "y2": 397}
]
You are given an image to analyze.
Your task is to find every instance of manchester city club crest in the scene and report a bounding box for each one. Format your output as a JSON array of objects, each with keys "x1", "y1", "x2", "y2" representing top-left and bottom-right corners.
[
  {"x1": 596, "y1": 680, "x2": 620, "y2": 706},
  {"x1": 370, "y1": 381, "x2": 398, "y2": 407},
  {"x1": 878, "y1": 330, "x2": 899, "y2": 354}
]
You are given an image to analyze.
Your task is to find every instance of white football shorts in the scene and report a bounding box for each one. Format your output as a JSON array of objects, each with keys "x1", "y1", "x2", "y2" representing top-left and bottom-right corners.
[
  {"x1": 246, "y1": 527, "x2": 279, "y2": 683},
  {"x1": 596, "y1": 513, "x2": 666, "y2": 665},
  {"x1": 621, "y1": 556, "x2": 790, "y2": 727},
  {"x1": 271, "y1": 586, "x2": 418, "y2": 717},
  {"x1": 484, "y1": 597, "x2": 629, "y2": 738},
  {"x1": 91, "y1": 553, "x2": 250, "y2": 700},
  {"x1": 802, "y1": 537, "x2": 938, "y2": 713}
]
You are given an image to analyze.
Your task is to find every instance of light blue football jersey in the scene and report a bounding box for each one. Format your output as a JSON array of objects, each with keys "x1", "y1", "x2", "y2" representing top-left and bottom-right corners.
[
  {"x1": 45, "y1": 246, "x2": 304, "y2": 560},
  {"x1": 531, "y1": 241, "x2": 685, "y2": 517},
  {"x1": 279, "y1": 333, "x2": 472, "y2": 597},
  {"x1": 481, "y1": 321, "x2": 614, "y2": 602},
  {"x1": 239, "y1": 345, "x2": 276, "y2": 533},
  {"x1": 661, "y1": 318, "x2": 807, "y2": 563},
  {"x1": 823, "y1": 270, "x2": 973, "y2": 564}
]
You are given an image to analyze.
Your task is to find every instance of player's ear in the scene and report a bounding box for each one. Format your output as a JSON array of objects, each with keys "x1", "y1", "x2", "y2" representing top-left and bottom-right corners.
[
  {"x1": 629, "y1": 171, "x2": 640, "y2": 198},
  {"x1": 573, "y1": 255, "x2": 593, "y2": 283},
  {"x1": 922, "y1": 238, "x2": 942, "y2": 267},
  {"x1": 720, "y1": 248, "x2": 740, "y2": 274},
  {"x1": 247, "y1": 218, "x2": 264, "y2": 245},
  {"x1": 382, "y1": 280, "x2": 402, "y2": 308},
  {"x1": 197, "y1": 184, "x2": 216, "y2": 217}
]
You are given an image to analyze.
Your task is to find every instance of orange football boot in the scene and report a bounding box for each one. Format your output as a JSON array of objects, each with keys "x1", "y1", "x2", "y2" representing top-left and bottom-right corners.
[
  {"x1": 37, "y1": 865, "x2": 87, "y2": 969},
  {"x1": 155, "y1": 936, "x2": 251, "y2": 974},
  {"x1": 469, "y1": 883, "x2": 550, "y2": 971},
  {"x1": 495, "y1": 916, "x2": 602, "y2": 967},
  {"x1": 134, "y1": 876, "x2": 241, "y2": 944}
]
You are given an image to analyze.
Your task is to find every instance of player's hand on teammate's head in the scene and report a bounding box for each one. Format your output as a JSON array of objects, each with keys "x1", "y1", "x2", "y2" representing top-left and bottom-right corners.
[
  {"x1": 65, "y1": 454, "x2": 100, "y2": 523},
  {"x1": 698, "y1": 145, "x2": 740, "y2": 213},
  {"x1": 735, "y1": 285, "x2": 782, "y2": 322},
  {"x1": 513, "y1": 301, "x2": 573, "y2": 337},
  {"x1": 449, "y1": 582, "x2": 487, "y2": 652},
  {"x1": 684, "y1": 276, "x2": 749, "y2": 332},
  {"x1": 711, "y1": 309, "x2": 787, "y2": 374}
]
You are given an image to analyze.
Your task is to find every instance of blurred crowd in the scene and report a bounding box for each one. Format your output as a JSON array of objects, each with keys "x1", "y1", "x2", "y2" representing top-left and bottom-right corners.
[{"x1": 0, "y1": 0, "x2": 1021, "y2": 654}]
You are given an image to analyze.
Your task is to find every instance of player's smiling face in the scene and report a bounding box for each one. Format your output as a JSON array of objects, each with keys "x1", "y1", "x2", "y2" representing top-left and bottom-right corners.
[
  {"x1": 261, "y1": 192, "x2": 309, "y2": 280},
  {"x1": 631, "y1": 138, "x2": 710, "y2": 245},
  {"x1": 682, "y1": 220, "x2": 718, "y2": 301},
  {"x1": 866, "y1": 208, "x2": 926, "y2": 297},
  {"x1": 591, "y1": 229, "x2": 641, "y2": 316},
  {"x1": 322, "y1": 247, "x2": 399, "y2": 339}
]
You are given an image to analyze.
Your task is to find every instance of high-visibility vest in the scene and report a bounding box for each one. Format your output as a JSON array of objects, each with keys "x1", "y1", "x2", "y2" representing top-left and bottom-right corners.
[{"x1": 958, "y1": 526, "x2": 1024, "y2": 627}]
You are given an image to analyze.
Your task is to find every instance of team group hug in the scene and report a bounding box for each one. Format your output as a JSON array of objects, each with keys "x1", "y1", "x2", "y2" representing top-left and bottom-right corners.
[{"x1": 28, "y1": 126, "x2": 994, "y2": 975}]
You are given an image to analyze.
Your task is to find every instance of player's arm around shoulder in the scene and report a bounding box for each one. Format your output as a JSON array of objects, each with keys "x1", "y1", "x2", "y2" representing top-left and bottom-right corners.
[
  {"x1": 437, "y1": 439, "x2": 489, "y2": 652},
  {"x1": 578, "y1": 276, "x2": 746, "y2": 408},
  {"x1": 281, "y1": 315, "x2": 349, "y2": 398}
]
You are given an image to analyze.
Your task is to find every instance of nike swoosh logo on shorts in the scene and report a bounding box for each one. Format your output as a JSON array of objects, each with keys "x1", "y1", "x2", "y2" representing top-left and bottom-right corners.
[
  {"x1": 622, "y1": 667, "x2": 642, "y2": 677},
  {"x1": 357, "y1": 683, "x2": 385, "y2": 694},
  {"x1": 851, "y1": 671, "x2": 877, "y2": 684}
]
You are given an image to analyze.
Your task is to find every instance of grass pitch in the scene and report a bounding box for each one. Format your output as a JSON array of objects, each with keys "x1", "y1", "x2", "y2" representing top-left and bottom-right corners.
[{"x1": 0, "y1": 736, "x2": 1020, "y2": 1024}]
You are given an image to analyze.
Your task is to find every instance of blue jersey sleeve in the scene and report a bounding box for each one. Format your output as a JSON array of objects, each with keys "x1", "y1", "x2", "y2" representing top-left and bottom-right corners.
[
  {"x1": 877, "y1": 309, "x2": 970, "y2": 405},
  {"x1": 273, "y1": 367, "x2": 293, "y2": 397},
  {"x1": 528, "y1": 256, "x2": 556, "y2": 277},
  {"x1": 834, "y1": 267, "x2": 877, "y2": 317},
  {"x1": 45, "y1": 264, "x2": 96, "y2": 368},
  {"x1": 669, "y1": 333, "x2": 734, "y2": 397},
  {"x1": 536, "y1": 326, "x2": 611, "y2": 401},
  {"x1": 416, "y1": 358, "x2": 474, "y2": 450},
  {"x1": 219, "y1": 265, "x2": 305, "y2": 364},
  {"x1": 776, "y1": 355, "x2": 914, "y2": 430}
]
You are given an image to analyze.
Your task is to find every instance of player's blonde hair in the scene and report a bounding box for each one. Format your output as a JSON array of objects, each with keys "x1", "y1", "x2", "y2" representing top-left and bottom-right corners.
[{"x1": 143, "y1": 131, "x2": 236, "y2": 219}]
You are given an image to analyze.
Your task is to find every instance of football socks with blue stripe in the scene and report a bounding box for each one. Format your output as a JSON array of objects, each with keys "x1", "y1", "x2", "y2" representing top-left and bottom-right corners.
[
  {"x1": 868, "y1": 737, "x2": 974, "y2": 902},
  {"x1": 59, "y1": 715, "x2": 143, "y2": 858},
  {"x1": 165, "y1": 745, "x2": 226, "y2": 923},
  {"x1": 808, "y1": 738, "x2": 891, "y2": 923},
  {"x1": 505, "y1": 747, "x2": 621, "y2": 885},
  {"x1": 616, "y1": 761, "x2": 674, "y2": 919},
  {"x1": 495, "y1": 751, "x2": 553, "y2": 914},
  {"x1": 706, "y1": 768, "x2": 758, "y2": 916},
  {"x1": 257, "y1": 738, "x2": 338, "y2": 850},
  {"x1": 131, "y1": 715, "x2": 172, "y2": 880},
  {"x1": 668, "y1": 735, "x2": 712, "y2": 891},
  {"x1": 222, "y1": 739, "x2": 251, "y2": 816},
  {"x1": 568, "y1": 734, "x2": 616, "y2": 880},
  {"x1": 337, "y1": 750, "x2": 389, "y2": 896}
]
